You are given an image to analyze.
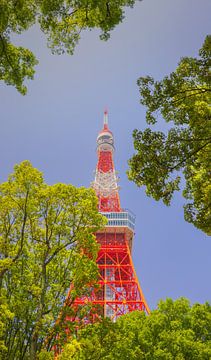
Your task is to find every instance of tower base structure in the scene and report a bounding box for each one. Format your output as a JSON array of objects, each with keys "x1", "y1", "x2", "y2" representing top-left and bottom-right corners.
[{"x1": 73, "y1": 210, "x2": 149, "y2": 319}]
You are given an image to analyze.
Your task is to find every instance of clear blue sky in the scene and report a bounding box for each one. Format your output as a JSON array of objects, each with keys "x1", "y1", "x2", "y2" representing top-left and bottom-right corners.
[{"x1": 0, "y1": 0, "x2": 210, "y2": 309}]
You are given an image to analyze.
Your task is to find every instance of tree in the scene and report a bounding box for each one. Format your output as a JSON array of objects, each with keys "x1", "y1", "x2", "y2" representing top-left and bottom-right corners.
[
  {"x1": 59, "y1": 298, "x2": 211, "y2": 359},
  {"x1": 0, "y1": 0, "x2": 138, "y2": 94},
  {"x1": 128, "y1": 35, "x2": 211, "y2": 235},
  {"x1": 0, "y1": 161, "x2": 106, "y2": 359}
]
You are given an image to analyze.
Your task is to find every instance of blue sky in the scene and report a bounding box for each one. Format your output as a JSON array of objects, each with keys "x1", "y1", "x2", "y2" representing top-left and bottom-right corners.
[{"x1": 0, "y1": 0, "x2": 210, "y2": 309}]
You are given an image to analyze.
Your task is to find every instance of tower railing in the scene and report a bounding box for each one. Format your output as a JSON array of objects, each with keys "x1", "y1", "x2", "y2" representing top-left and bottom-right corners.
[{"x1": 100, "y1": 209, "x2": 135, "y2": 231}]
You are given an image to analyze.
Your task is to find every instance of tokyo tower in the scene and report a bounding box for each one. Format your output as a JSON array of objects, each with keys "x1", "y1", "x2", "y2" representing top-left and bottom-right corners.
[{"x1": 73, "y1": 111, "x2": 149, "y2": 319}]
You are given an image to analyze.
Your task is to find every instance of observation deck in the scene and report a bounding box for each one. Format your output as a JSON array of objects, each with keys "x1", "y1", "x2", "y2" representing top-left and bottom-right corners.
[
  {"x1": 98, "y1": 209, "x2": 135, "y2": 252},
  {"x1": 100, "y1": 210, "x2": 135, "y2": 231}
]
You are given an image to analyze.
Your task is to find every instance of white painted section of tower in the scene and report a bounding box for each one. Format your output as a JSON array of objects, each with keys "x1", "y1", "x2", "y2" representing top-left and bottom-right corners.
[
  {"x1": 104, "y1": 111, "x2": 108, "y2": 125},
  {"x1": 92, "y1": 170, "x2": 119, "y2": 198},
  {"x1": 105, "y1": 268, "x2": 115, "y2": 318}
]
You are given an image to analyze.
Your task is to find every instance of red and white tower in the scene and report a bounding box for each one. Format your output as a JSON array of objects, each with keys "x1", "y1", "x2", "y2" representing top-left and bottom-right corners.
[
  {"x1": 53, "y1": 113, "x2": 149, "y2": 355},
  {"x1": 87, "y1": 111, "x2": 149, "y2": 318}
]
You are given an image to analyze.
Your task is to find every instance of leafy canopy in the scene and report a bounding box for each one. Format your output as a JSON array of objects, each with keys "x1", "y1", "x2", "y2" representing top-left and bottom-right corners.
[
  {"x1": 128, "y1": 35, "x2": 211, "y2": 235},
  {"x1": 58, "y1": 298, "x2": 211, "y2": 359},
  {"x1": 0, "y1": 0, "x2": 137, "y2": 94},
  {"x1": 0, "y1": 161, "x2": 106, "y2": 359}
]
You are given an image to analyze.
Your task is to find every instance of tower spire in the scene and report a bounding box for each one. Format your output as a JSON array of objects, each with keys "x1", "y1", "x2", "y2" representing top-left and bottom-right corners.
[
  {"x1": 103, "y1": 109, "x2": 108, "y2": 129},
  {"x1": 92, "y1": 111, "x2": 120, "y2": 212}
]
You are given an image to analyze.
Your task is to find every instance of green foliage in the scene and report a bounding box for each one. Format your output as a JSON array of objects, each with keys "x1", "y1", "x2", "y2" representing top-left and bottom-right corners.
[
  {"x1": 61, "y1": 298, "x2": 211, "y2": 359},
  {"x1": 128, "y1": 35, "x2": 211, "y2": 235},
  {"x1": 0, "y1": 161, "x2": 106, "y2": 359},
  {"x1": 0, "y1": 301, "x2": 14, "y2": 357},
  {"x1": 57, "y1": 339, "x2": 82, "y2": 360},
  {"x1": 0, "y1": 0, "x2": 137, "y2": 94},
  {"x1": 38, "y1": 350, "x2": 54, "y2": 360},
  {"x1": 58, "y1": 317, "x2": 119, "y2": 360}
]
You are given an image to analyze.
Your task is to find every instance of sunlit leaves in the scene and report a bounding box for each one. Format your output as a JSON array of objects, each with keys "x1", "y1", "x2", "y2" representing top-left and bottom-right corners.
[
  {"x1": 128, "y1": 35, "x2": 211, "y2": 235},
  {"x1": 0, "y1": 0, "x2": 137, "y2": 93},
  {"x1": 59, "y1": 298, "x2": 211, "y2": 359},
  {"x1": 0, "y1": 36, "x2": 38, "y2": 94},
  {"x1": 0, "y1": 161, "x2": 106, "y2": 358}
]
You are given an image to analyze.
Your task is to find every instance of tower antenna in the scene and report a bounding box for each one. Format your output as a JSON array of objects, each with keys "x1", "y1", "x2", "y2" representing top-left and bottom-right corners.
[{"x1": 103, "y1": 109, "x2": 108, "y2": 127}]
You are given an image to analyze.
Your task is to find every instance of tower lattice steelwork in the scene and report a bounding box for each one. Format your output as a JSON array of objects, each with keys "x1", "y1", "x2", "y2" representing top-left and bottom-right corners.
[{"x1": 73, "y1": 111, "x2": 149, "y2": 319}]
